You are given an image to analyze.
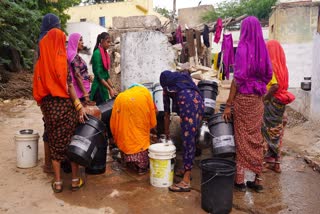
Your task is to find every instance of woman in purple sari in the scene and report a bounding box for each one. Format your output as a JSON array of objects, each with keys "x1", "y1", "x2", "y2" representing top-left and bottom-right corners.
[
  {"x1": 223, "y1": 16, "x2": 272, "y2": 193},
  {"x1": 67, "y1": 33, "x2": 91, "y2": 102}
]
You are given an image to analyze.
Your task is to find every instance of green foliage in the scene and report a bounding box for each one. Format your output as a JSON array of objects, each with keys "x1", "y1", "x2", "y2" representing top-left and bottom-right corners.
[
  {"x1": 202, "y1": 0, "x2": 277, "y2": 22},
  {"x1": 0, "y1": 0, "x2": 81, "y2": 70},
  {"x1": 0, "y1": 0, "x2": 41, "y2": 69},
  {"x1": 83, "y1": 0, "x2": 124, "y2": 4},
  {"x1": 38, "y1": 0, "x2": 81, "y2": 33},
  {"x1": 154, "y1": 7, "x2": 172, "y2": 19}
]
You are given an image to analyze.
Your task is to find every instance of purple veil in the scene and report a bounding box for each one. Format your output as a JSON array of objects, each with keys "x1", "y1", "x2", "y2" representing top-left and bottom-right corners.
[{"x1": 234, "y1": 16, "x2": 272, "y2": 96}]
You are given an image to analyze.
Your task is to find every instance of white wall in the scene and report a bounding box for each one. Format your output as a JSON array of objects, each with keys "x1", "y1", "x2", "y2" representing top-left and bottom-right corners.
[
  {"x1": 120, "y1": 31, "x2": 176, "y2": 90},
  {"x1": 311, "y1": 33, "x2": 320, "y2": 121},
  {"x1": 282, "y1": 43, "x2": 313, "y2": 88},
  {"x1": 212, "y1": 27, "x2": 269, "y2": 53},
  {"x1": 66, "y1": 22, "x2": 107, "y2": 74}
]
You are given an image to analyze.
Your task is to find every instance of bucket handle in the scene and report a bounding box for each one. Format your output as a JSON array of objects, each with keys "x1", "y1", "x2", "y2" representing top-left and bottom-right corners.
[{"x1": 201, "y1": 171, "x2": 235, "y2": 186}]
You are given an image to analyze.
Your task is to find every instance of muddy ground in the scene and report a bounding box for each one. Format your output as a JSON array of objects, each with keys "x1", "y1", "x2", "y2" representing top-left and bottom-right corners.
[
  {"x1": 0, "y1": 71, "x2": 320, "y2": 213},
  {"x1": 0, "y1": 98, "x2": 319, "y2": 214}
]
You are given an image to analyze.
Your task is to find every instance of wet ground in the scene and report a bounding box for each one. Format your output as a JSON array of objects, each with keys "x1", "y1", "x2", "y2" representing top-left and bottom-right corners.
[{"x1": 0, "y1": 99, "x2": 319, "y2": 214}]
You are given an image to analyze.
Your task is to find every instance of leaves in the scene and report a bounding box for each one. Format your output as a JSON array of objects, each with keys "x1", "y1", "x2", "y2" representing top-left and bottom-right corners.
[
  {"x1": 202, "y1": 0, "x2": 277, "y2": 23},
  {"x1": 0, "y1": 0, "x2": 81, "y2": 70}
]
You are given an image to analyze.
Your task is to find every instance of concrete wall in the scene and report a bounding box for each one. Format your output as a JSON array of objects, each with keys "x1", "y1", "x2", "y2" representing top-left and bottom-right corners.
[
  {"x1": 212, "y1": 27, "x2": 269, "y2": 53},
  {"x1": 269, "y1": 3, "x2": 318, "y2": 88},
  {"x1": 288, "y1": 88, "x2": 311, "y2": 120},
  {"x1": 178, "y1": 5, "x2": 214, "y2": 30},
  {"x1": 311, "y1": 33, "x2": 320, "y2": 121},
  {"x1": 282, "y1": 43, "x2": 313, "y2": 88},
  {"x1": 269, "y1": 4, "x2": 318, "y2": 43},
  {"x1": 66, "y1": 22, "x2": 107, "y2": 74},
  {"x1": 66, "y1": 0, "x2": 167, "y2": 28},
  {"x1": 120, "y1": 31, "x2": 175, "y2": 90}
]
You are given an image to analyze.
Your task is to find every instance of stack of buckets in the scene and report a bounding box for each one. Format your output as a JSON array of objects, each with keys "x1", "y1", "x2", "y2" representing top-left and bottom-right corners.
[{"x1": 197, "y1": 80, "x2": 236, "y2": 214}]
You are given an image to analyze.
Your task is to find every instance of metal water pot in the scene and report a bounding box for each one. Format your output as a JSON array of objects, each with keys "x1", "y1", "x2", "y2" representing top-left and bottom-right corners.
[{"x1": 197, "y1": 121, "x2": 212, "y2": 149}]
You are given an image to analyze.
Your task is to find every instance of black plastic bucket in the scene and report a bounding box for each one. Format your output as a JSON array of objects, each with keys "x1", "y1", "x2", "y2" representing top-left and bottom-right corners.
[
  {"x1": 67, "y1": 115, "x2": 106, "y2": 167},
  {"x1": 98, "y1": 99, "x2": 115, "y2": 125},
  {"x1": 219, "y1": 103, "x2": 233, "y2": 113},
  {"x1": 208, "y1": 113, "x2": 235, "y2": 157},
  {"x1": 85, "y1": 131, "x2": 108, "y2": 174},
  {"x1": 198, "y1": 80, "x2": 218, "y2": 118},
  {"x1": 200, "y1": 158, "x2": 236, "y2": 214}
]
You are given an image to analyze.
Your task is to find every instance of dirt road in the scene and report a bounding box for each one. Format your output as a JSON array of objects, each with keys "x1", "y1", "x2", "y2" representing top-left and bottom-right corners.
[{"x1": 0, "y1": 99, "x2": 319, "y2": 214}]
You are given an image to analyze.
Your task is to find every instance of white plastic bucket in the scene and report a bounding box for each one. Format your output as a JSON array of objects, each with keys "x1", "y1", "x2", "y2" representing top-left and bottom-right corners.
[
  {"x1": 148, "y1": 142, "x2": 176, "y2": 187},
  {"x1": 14, "y1": 129, "x2": 39, "y2": 168}
]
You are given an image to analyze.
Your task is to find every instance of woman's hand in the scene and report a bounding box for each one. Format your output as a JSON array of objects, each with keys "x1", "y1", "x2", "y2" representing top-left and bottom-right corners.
[
  {"x1": 109, "y1": 88, "x2": 118, "y2": 98},
  {"x1": 89, "y1": 74, "x2": 94, "y2": 83},
  {"x1": 78, "y1": 107, "x2": 89, "y2": 124},
  {"x1": 223, "y1": 106, "x2": 232, "y2": 122}
]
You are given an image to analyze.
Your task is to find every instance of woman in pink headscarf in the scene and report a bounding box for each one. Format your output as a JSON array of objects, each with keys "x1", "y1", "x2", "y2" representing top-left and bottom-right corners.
[
  {"x1": 223, "y1": 16, "x2": 272, "y2": 193},
  {"x1": 67, "y1": 33, "x2": 91, "y2": 102}
]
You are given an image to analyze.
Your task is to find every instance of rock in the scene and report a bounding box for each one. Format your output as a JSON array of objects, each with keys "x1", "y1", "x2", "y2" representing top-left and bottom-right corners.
[
  {"x1": 3, "y1": 100, "x2": 10, "y2": 104},
  {"x1": 112, "y1": 15, "x2": 161, "y2": 30},
  {"x1": 191, "y1": 71, "x2": 203, "y2": 80}
]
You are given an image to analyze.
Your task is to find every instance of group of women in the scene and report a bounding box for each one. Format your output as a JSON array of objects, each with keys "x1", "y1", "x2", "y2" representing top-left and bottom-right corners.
[
  {"x1": 163, "y1": 16, "x2": 294, "y2": 193},
  {"x1": 223, "y1": 16, "x2": 295, "y2": 192},
  {"x1": 33, "y1": 13, "x2": 293, "y2": 194},
  {"x1": 33, "y1": 13, "x2": 116, "y2": 193}
]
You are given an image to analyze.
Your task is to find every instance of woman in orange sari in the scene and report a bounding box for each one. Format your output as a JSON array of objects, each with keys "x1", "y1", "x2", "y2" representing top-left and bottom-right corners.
[
  {"x1": 262, "y1": 40, "x2": 295, "y2": 173},
  {"x1": 33, "y1": 13, "x2": 87, "y2": 193},
  {"x1": 110, "y1": 84, "x2": 157, "y2": 174}
]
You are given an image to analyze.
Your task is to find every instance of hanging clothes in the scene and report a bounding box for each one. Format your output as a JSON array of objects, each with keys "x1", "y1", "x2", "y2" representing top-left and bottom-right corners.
[
  {"x1": 203, "y1": 24, "x2": 210, "y2": 48},
  {"x1": 186, "y1": 29, "x2": 195, "y2": 57},
  {"x1": 214, "y1": 18, "x2": 223, "y2": 44},
  {"x1": 195, "y1": 30, "x2": 202, "y2": 58},
  {"x1": 176, "y1": 25, "x2": 183, "y2": 45},
  {"x1": 221, "y1": 34, "x2": 234, "y2": 80},
  {"x1": 213, "y1": 53, "x2": 219, "y2": 71}
]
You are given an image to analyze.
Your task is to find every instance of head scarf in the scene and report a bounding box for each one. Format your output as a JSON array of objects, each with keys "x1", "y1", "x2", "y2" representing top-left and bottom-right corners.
[
  {"x1": 33, "y1": 29, "x2": 69, "y2": 103},
  {"x1": 38, "y1": 13, "x2": 60, "y2": 43},
  {"x1": 160, "y1": 70, "x2": 201, "y2": 95},
  {"x1": 67, "y1": 33, "x2": 81, "y2": 64},
  {"x1": 266, "y1": 40, "x2": 295, "y2": 104},
  {"x1": 234, "y1": 16, "x2": 272, "y2": 96}
]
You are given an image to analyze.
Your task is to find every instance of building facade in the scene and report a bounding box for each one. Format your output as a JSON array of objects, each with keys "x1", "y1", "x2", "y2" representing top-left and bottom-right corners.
[{"x1": 66, "y1": 0, "x2": 165, "y2": 28}]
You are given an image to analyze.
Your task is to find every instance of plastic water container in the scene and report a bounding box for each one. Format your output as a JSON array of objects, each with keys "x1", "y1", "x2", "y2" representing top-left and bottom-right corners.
[
  {"x1": 148, "y1": 141, "x2": 176, "y2": 187},
  {"x1": 14, "y1": 129, "x2": 40, "y2": 168}
]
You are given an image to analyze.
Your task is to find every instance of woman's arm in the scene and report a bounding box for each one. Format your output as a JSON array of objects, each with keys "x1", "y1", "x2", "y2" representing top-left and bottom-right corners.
[
  {"x1": 68, "y1": 82, "x2": 88, "y2": 123},
  {"x1": 264, "y1": 84, "x2": 279, "y2": 101},
  {"x1": 73, "y1": 67, "x2": 89, "y2": 101},
  {"x1": 163, "y1": 89, "x2": 171, "y2": 139},
  {"x1": 223, "y1": 79, "x2": 237, "y2": 122}
]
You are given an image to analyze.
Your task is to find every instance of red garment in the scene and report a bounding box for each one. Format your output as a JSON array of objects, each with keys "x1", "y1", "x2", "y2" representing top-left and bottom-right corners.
[
  {"x1": 98, "y1": 45, "x2": 110, "y2": 71},
  {"x1": 233, "y1": 94, "x2": 264, "y2": 184},
  {"x1": 214, "y1": 18, "x2": 223, "y2": 43},
  {"x1": 266, "y1": 40, "x2": 295, "y2": 104},
  {"x1": 33, "y1": 28, "x2": 70, "y2": 104},
  {"x1": 176, "y1": 25, "x2": 183, "y2": 45}
]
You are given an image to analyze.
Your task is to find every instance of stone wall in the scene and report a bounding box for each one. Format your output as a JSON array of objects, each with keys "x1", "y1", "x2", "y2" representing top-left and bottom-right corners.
[
  {"x1": 120, "y1": 31, "x2": 176, "y2": 90},
  {"x1": 178, "y1": 5, "x2": 214, "y2": 30}
]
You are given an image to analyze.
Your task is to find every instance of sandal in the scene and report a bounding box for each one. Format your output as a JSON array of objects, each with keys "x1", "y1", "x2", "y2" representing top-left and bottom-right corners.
[
  {"x1": 246, "y1": 181, "x2": 263, "y2": 193},
  {"x1": 168, "y1": 181, "x2": 191, "y2": 192},
  {"x1": 71, "y1": 178, "x2": 85, "y2": 191},
  {"x1": 51, "y1": 180, "x2": 63, "y2": 193},
  {"x1": 234, "y1": 183, "x2": 246, "y2": 192}
]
